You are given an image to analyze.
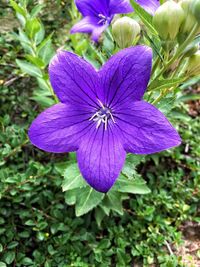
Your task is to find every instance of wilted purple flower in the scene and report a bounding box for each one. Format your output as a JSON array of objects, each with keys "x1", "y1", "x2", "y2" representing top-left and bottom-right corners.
[
  {"x1": 71, "y1": 0, "x2": 133, "y2": 41},
  {"x1": 29, "y1": 46, "x2": 181, "y2": 193},
  {"x1": 136, "y1": 0, "x2": 160, "y2": 15}
]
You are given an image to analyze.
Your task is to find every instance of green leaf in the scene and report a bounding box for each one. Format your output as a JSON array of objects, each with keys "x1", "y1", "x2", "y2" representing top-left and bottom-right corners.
[
  {"x1": 37, "y1": 39, "x2": 55, "y2": 66},
  {"x1": 148, "y1": 77, "x2": 185, "y2": 91},
  {"x1": 95, "y1": 207, "x2": 106, "y2": 227},
  {"x1": 75, "y1": 187, "x2": 104, "y2": 216},
  {"x1": 10, "y1": 0, "x2": 26, "y2": 17},
  {"x1": 62, "y1": 163, "x2": 86, "y2": 192},
  {"x1": 31, "y1": 95, "x2": 55, "y2": 108},
  {"x1": 34, "y1": 23, "x2": 45, "y2": 45},
  {"x1": 176, "y1": 94, "x2": 200, "y2": 102},
  {"x1": 25, "y1": 55, "x2": 45, "y2": 68},
  {"x1": 64, "y1": 189, "x2": 77, "y2": 205},
  {"x1": 130, "y1": 0, "x2": 158, "y2": 36},
  {"x1": 21, "y1": 257, "x2": 33, "y2": 265},
  {"x1": 156, "y1": 96, "x2": 176, "y2": 114},
  {"x1": 25, "y1": 18, "x2": 41, "y2": 40},
  {"x1": 16, "y1": 59, "x2": 43, "y2": 78},
  {"x1": 113, "y1": 175, "x2": 151, "y2": 194},
  {"x1": 0, "y1": 262, "x2": 6, "y2": 267},
  {"x1": 106, "y1": 191, "x2": 125, "y2": 215},
  {"x1": 30, "y1": 4, "x2": 45, "y2": 18},
  {"x1": 4, "y1": 251, "x2": 15, "y2": 264},
  {"x1": 7, "y1": 241, "x2": 19, "y2": 249}
]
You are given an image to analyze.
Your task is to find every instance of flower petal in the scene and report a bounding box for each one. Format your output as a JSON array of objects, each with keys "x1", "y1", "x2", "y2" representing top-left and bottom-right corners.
[
  {"x1": 99, "y1": 46, "x2": 152, "y2": 109},
  {"x1": 49, "y1": 50, "x2": 100, "y2": 110},
  {"x1": 109, "y1": 0, "x2": 133, "y2": 14},
  {"x1": 116, "y1": 101, "x2": 181, "y2": 154},
  {"x1": 71, "y1": 16, "x2": 108, "y2": 42},
  {"x1": 91, "y1": 23, "x2": 108, "y2": 42},
  {"x1": 28, "y1": 103, "x2": 93, "y2": 153},
  {"x1": 70, "y1": 16, "x2": 97, "y2": 34},
  {"x1": 136, "y1": 0, "x2": 159, "y2": 15},
  {"x1": 77, "y1": 124, "x2": 126, "y2": 192},
  {"x1": 75, "y1": 0, "x2": 110, "y2": 17}
]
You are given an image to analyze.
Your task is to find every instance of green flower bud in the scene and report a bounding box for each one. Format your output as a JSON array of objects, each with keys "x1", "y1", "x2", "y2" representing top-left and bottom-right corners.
[
  {"x1": 186, "y1": 51, "x2": 200, "y2": 76},
  {"x1": 112, "y1": 17, "x2": 140, "y2": 48},
  {"x1": 153, "y1": 1, "x2": 184, "y2": 40},
  {"x1": 179, "y1": 0, "x2": 197, "y2": 34},
  {"x1": 191, "y1": 0, "x2": 200, "y2": 23}
]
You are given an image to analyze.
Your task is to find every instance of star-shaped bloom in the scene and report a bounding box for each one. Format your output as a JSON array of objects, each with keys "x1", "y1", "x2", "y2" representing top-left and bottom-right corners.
[
  {"x1": 71, "y1": 0, "x2": 133, "y2": 41},
  {"x1": 70, "y1": 0, "x2": 160, "y2": 41},
  {"x1": 29, "y1": 46, "x2": 181, "y2": 193}
]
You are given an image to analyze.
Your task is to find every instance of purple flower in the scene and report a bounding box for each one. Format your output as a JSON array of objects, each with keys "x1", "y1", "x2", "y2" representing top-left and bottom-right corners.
[
  {"x1": 136, "y1": 0, "x2": 160, "y2": 15},
  {"x1": 70, "y1": 0, "x2": 133, "y2": 41},
  {"x1": 70, "y1": 0, "x2": 160, "y2": 41},
  {"x1": 28, "y1": 46, "x2": 181, "y2": 193}
]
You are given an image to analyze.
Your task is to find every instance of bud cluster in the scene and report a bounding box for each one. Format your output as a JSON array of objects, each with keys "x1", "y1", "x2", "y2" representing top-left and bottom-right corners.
[{"x1": 152, "y1": 0, "x2": 200, "y2": 42}]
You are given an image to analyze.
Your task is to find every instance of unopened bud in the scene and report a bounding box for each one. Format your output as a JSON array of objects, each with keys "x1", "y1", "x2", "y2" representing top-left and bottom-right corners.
[
  {"x1": 179, "y1": 0, "x2": 197, "y2": 34},
  {"x1": 153, "y1": 1, "x2": 184, "y2": 40},
  {"x1": 186, "y1": 51, "x2": 200, "y2": 76},
  {"x1": 191, "y1": 0, "x2": 200, "y2": 23},
  {"x1": 112, "y1": 17, "x2": 140, "y2": 48}
]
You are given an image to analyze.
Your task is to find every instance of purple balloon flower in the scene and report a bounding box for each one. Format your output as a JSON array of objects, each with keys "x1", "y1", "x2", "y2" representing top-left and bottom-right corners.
[
  {"x1": 28, "y1": 46, "x2": 181, "y2": 193},
  {"x1": 71, "y1": 0, "x2": 133, "y2": 41},
  {"x1": 70, "y1": 0, "x2": 160, "y2": 41}
]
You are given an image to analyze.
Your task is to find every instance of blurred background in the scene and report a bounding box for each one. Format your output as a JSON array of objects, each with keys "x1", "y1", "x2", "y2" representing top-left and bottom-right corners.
[{"x1": 0, "y1": 0, "x2": 200, "y2": 266}]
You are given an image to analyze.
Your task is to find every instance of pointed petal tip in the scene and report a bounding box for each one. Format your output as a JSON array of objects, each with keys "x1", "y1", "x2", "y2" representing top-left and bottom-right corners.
[{"x1": 83, "y1": 177, "x2": 116, "y2": 193}]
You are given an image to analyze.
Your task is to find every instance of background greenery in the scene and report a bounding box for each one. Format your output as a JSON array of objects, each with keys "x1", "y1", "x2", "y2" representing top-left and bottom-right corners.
[{"x1": 0, "y1": 0, "x2": 200, "y2": 266}]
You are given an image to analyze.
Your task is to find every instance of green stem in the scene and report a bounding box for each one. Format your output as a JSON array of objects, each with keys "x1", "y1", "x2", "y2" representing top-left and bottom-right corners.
[{"x1": 149, "y1": 23, "x2": 199, "y2": 85}]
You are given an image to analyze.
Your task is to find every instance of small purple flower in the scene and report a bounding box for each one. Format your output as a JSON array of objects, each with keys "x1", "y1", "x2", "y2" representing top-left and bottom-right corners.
[
  {"x1": 136, "y1": 0, "x2": 160, "y2": 15},
  {"x1": 71, "y1": 0, "x2": 133, "y2": 41},
  {"x1": 28, "y1": 46, "x2": 181, "y2": 193},
  {"x1": 70, "y1": 0, "x2": 160, "y2": 41}
]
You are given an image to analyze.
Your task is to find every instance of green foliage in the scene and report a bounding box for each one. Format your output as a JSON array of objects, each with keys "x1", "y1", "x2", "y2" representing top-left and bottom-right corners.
[
  {"x1": 0, "y1": 0, "x2": 199, "y2": 266},
  {"x1": 62, "y1": 156, "x2": 150, "y2": 218}
]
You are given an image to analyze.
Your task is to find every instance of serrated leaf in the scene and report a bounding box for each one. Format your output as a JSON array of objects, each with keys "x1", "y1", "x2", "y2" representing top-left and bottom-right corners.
[
  {"x1": 75, "y1": 187, "x2": 104, "y2": 216},
  {"x1": 113, "y1": 175, "x2": 151, "y2": 194},
  {"x1": 62, "y1": 163, "x2": 86, "y2": 192},
  {"x1": 106, "y1": 191, "x2": 125, "y2": 215}
]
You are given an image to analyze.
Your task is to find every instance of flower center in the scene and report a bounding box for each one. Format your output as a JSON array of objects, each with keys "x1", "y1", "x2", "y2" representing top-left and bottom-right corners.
[
  {"x1": 89, "y1": 104, "x2": 115, "y2": 130},
  {"x1": 98, "y1": 14, "x2": 108, "y2": 25}
]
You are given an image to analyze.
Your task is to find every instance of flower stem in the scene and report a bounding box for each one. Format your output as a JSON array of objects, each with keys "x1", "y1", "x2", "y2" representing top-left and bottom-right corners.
[{"x1": 150, "y1": 23, "x2": 199, "y2": 86}]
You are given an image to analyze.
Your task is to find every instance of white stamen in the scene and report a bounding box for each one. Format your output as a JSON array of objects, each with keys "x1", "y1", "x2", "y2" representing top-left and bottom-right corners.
[
  {"x1": 89, "y1": 103, "x2": 115, "y2": 130},
  {"x1": 98, "y1": 14, "x2": 107, "y2": 25}
]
